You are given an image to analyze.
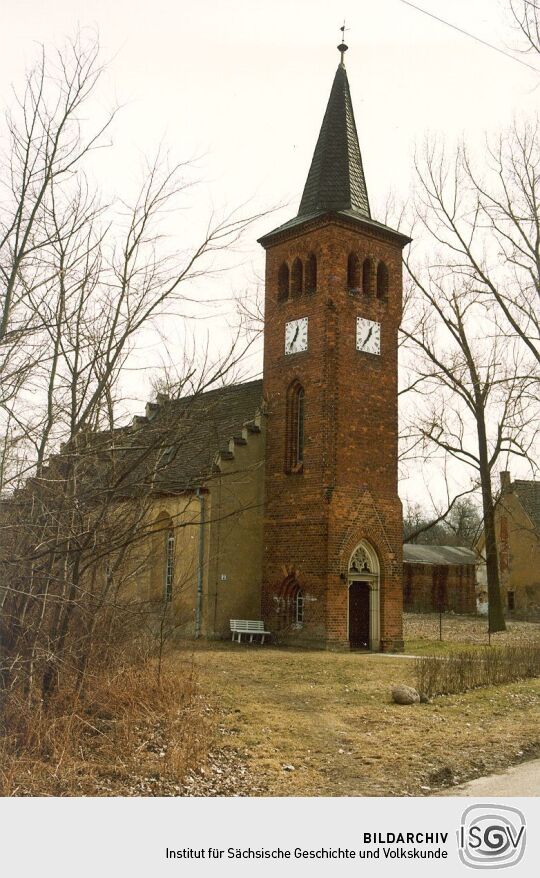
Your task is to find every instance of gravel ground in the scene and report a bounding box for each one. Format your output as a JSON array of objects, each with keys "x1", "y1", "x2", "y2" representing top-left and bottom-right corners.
[{"x1": 404, "y1": 612, "x2": 540, "y2": 645}]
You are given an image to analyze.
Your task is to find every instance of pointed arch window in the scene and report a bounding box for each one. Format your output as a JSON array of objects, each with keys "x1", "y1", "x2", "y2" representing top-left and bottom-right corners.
[
  {"x1": 294, "y1": 588, "x2": 305, "y2": 624},
  {"x1": 305, "y1": 253, "x2": 317, "y2": 294},
  {"x1": 276, "y1": 576, "x2": 305, "y2": 628},
  {"x1": 376, "y1": 262, "x2": 389, "y2": 299},
  {"x1": 362, "y1": 258, "x2": 373, "y2": 296},
  {"x1": 151, "y1": 512, "x2": 175, "y2": 603},
  {"x1": 164, "y1": 528, "x2": 175, "y2": 602},
  {"x1": 278, "y1": 263, "x2": 289, "y2": 301},
  {"x1": 347, "y1": 252, "x2": 360, "y2": 292},
  {"x1": 291, "y1": 257, "x2": 303, "y2": 297},
  {"x1": 286, "y1": 381, "x2": 305, "y2": 473}
]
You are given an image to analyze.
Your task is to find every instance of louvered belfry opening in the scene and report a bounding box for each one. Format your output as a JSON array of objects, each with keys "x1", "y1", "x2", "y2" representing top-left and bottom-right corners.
[
  {"x1": 305, "y1": 253, "x2": 317, "y2": 293},
  {"x1": 377, "y1": 261, "x2": 389, "y2": 298},
  {"x1": 291, "y1": 257, "x2": 303, "y2": 297},
  {"x1": 277, "y1": 262, "x2": 289, "y2": 301},
  {"x1": 362, "y1": 258, "x2": 373, "y2": 295},
  {"x1": 347, "y1": 252, "x2": 360, "y2": 291}
]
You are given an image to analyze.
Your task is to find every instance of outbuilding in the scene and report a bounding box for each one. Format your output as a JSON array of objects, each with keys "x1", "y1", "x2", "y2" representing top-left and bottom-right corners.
[{"x1": 403, "y1": 545, "x2": 477, "y2": 614}]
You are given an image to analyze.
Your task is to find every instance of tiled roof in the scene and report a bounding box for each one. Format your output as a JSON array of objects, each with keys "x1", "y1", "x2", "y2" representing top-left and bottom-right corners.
[
  {"x1": 257, "y1": 63, "x2": 410, "y2": 248},
  {"x1": 512, "y1": 479, "x2": 540, "y2": 530},
  {"x1": 403, "y1": 544, "x2": 477, "y2": 566},
  {"x1": 298, "y1": 63, "x2": 370, "y2": 219},
  {"x1": 113, "y1": 380, "x2": 263, "y2": 494}
]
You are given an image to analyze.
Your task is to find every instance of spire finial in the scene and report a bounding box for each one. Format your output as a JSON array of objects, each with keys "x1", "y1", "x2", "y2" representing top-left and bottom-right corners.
[{"x1": 337, "y1": 20, "x2": 349, "y2": 65}]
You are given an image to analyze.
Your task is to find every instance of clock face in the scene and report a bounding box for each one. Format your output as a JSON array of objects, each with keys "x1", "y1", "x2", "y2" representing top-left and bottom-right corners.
[
  {"x1": 285, "y1": 317, "x2": 308, "y2": 355},
  {"x1": 356, "y1": 317, "x2": 381, "y2": 355}
]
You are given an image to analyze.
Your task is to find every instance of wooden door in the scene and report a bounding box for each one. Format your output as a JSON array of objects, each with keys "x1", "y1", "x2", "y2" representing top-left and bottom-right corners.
[{"x1": 349, "y1": 581, "x2": 370, "y2": 649}]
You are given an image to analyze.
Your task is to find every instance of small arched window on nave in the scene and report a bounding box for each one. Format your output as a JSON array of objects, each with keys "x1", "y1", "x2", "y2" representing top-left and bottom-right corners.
[
  {"x1": 164, "y1": 527, "x2": 175, "y2": 602},
  {"x1": 150, "y1": 512, "x2": 175, "y2": 602}
]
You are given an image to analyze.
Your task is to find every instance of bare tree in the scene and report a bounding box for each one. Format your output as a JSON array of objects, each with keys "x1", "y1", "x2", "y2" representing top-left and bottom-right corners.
[
  {"x1": 404, "y1": 496, "x2": 482, "y2": 547},
  {"x1": 510, "y1": 0, "x2": 540, "y2": 54},
  {"x1": 402, "y1": 131, "x2": 540, "y2": 367},
  {"x1": 0, "y1": 34, "x2": 264, "y2": 711},
  {"x1": 401, "y1": 141, "x2": 538, "y2": 632}
]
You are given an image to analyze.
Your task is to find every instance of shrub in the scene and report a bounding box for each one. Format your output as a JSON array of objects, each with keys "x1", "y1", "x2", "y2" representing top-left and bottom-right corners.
[{"x1": 415, "y1": 644, "x2": 540, "y2": 698}]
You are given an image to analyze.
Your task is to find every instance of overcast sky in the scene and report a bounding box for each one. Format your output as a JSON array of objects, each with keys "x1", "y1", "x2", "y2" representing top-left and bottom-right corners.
[
  {"x1": 3, "y1": 1, "x2": 538, "y2": 212},
  {"x1": 2, "y1": 0, "x2": 539, "y2": 506}
]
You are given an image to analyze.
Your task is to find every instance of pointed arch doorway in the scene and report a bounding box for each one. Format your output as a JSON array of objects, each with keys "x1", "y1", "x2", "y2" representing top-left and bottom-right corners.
[{"x1": 348, "y1": 541, "x2": 380, "y2": 651}]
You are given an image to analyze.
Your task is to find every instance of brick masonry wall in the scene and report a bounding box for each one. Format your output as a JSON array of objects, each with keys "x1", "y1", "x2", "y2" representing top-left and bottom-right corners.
[
  {"x1": 261, "y1": 215, "x2": 405, "y2": 650},
  {"x1": 403, "y1": 562, "x2": 477, "y2": 614}
]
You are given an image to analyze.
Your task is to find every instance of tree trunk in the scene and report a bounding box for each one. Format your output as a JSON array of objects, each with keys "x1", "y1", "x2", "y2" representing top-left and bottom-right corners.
[{"x1": 476, "y1": 412, "x2": 506, "y2": 633}]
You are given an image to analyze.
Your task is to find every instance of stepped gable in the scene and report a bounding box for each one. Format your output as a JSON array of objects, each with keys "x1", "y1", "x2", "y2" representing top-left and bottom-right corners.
[{"x1": 123, "y1": 379, "x2": 263, "y2": 494}]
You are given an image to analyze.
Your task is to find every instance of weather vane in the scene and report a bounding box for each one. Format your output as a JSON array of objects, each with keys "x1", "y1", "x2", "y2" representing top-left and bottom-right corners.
[{"x1": 338, "y1": 20, "x2": 349, "y2": 64}]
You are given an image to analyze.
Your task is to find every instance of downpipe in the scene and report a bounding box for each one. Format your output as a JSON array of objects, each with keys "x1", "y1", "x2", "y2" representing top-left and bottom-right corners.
[{"x1": 194, "y1": 487, "x2": 205, "y2": 638}]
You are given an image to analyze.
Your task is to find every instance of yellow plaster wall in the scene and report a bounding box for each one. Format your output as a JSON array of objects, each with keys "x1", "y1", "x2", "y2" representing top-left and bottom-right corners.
[
  {"x1": 118, "y1": 494, "x2": 202, "y2": 635},
  {"x1": 497, "y1": 493, "x2": 540, "y2": 616},
  {"x1": 203, "y1": 421, "x2": 265, "y2": 638},
  {"x1": 108, "y1": 415, "x2": 265, "y2": 640}
]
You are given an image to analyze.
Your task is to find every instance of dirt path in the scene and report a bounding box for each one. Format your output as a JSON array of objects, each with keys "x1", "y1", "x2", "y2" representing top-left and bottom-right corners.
[{"x1": 173, "y1": 641, "x2": 540, "y2": 797}]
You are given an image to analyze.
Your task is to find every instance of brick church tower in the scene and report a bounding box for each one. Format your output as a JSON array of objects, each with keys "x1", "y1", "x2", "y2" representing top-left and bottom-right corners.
[{"x1": 258, "y1": 41, "x2": 410, "y2": 651}]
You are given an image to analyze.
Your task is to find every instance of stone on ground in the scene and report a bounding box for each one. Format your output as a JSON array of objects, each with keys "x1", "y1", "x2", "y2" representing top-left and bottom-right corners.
[{"x1": 391, "y1": 684, "x2": 420, "y2": 705}]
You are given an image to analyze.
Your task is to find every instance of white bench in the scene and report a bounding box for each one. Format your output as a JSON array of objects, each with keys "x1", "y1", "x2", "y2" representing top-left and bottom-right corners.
[{"x1": 230, "y1": 619, "x2": 271, "y2": 644}]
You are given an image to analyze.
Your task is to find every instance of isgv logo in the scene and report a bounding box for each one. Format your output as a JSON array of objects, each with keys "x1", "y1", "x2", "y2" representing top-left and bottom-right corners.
[{"x1": 458, "y1": 804, "x2": 526, "y2": 869}]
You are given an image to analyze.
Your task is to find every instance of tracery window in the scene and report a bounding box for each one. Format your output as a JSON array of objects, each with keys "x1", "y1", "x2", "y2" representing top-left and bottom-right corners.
[{"x1": 349, "y1": 544, "x2": 374, "y2": 574}]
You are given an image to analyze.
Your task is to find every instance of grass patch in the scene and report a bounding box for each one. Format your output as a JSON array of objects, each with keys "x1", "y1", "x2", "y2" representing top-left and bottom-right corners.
[
  {"x1": 0, "y1": 659, "x2": 211, "y2": 796},
  {"x1": 181, "y1": 641, "x2": 540, "y2": 796},
  {"x1": 405, "y1": 639, "x2": 490, "y2": 656}
]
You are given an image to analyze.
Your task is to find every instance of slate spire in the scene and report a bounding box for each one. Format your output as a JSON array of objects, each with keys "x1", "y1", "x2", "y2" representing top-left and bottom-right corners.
[{"x1": 297, "y1": 48, "x2": 371, "y2": 219}]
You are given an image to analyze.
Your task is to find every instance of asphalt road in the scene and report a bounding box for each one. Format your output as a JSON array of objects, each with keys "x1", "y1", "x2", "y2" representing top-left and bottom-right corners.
[{"x1": 443, "y1": 759, "x2": 540, "y2": 796}]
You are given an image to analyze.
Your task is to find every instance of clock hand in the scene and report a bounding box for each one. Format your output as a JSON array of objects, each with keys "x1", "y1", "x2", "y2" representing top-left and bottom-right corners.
[
  {"x1": 363, "y1": 327, "x2": 373, "y2": 347},
  {"x1": 288, "y1": 325, "x2": 299, "y2": 351}
]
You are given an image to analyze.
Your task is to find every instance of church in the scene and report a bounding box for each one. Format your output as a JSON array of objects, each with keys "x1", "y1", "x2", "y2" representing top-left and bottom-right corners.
[{"x1": 130, "y1": 41, "x2": 410, "y2": 652}]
